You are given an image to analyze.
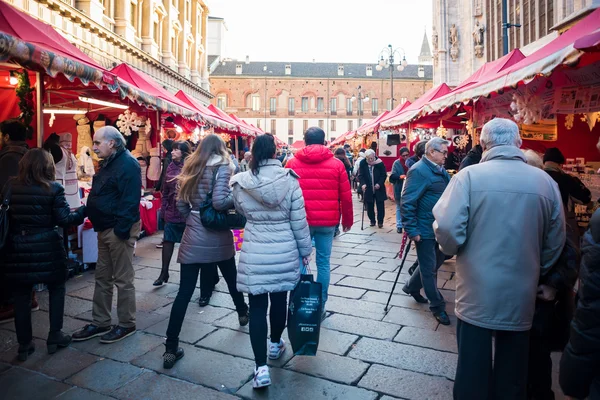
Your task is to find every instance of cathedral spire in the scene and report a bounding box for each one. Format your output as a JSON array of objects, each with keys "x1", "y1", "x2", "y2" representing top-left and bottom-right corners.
[{"x1": 419, "y1": 30, "x2": 433, "y2": 65}]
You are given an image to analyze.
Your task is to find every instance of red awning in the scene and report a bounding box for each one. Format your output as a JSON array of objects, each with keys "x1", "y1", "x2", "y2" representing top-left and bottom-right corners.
[
  {"x1": 175, "y1": 90, "x2": 238, "y2": 131},
  {"x1": 0, "y1": 1, "x2": 116, "y2": 89},
  {"x1": 228, "y1": 114, "x2": 260, "y2": 136},
  {"x1": 426, "y1": 8, "x2": 600, "y2": 113},
  {"x1": 290, "y1": 140, "x2": 305, "y2": 150},
  {"x1": 357, "y1": 110, "x2": 391, "y2": 135},
  {"x1": 330, "y1": 130, "x2": 355, "y2": 146},
  {"x1": 381, "y1": 84, "x2": 452, "y2": 128},
  {"x1": 111, "y1": 64, "x2": 197, "y2": 117},
  {"x1": 207, "y1": 104, "x2": 255, "y2": 136}
]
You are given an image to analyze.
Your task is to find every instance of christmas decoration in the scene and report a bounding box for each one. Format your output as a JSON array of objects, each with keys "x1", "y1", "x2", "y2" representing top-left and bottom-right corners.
[
  {"x1": 116, "y1": 110, "x2": 143, "y2": 136},
  {"x1": 408, "y1": 129, "x2": 418, "y2": 142},
  {"x1": 465, "y1": 120, "x2": 474, "y2": 137},
  {"x1": 580, "y1": 112, "x2": 600, "y2": 132},
  {"x1": 510, "y1": 92, "x2": 543, "y2": 125},
  {"x1": 15, "y1": 71, "x2": 34, "y2": 132},
  {"x1": 436, "y1": 122, "x2": 448, "y2": 138},
  {"x1": 565, "y1": 114, "x2": 574, "y2": 130},
  {"x1": 219, "y1": 133, "x2": 231, "y2": 143},
  {"x1": 454, "y1": 135, "x2": 469, "y2": 150}
]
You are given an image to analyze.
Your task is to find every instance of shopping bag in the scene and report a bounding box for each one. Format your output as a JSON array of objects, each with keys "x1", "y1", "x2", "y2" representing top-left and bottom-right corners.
[
  {"x1": 287, "y1": 273, "x2": 322, "y2": 356},
  {"x1": 232, "y1": 229, "x2": 244, "y2": 252}
]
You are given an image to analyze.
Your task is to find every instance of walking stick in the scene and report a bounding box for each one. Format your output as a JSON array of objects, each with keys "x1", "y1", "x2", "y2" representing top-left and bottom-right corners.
[
  {"x1": 360, "y1": 200, "x2": 366, "y2": 230},
  {"x1": 384, "y1": 233, "x2": 412, "y2": 312}
]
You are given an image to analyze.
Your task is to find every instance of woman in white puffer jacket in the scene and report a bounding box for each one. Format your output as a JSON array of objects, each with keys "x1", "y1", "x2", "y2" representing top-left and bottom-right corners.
[{"x1": 231, "y1": 133, "x2": 312, "y2": 390}]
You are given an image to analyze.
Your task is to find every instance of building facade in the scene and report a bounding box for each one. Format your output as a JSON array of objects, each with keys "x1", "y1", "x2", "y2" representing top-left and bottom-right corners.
[
  {"x1": 210, "y1": 62, "x2": 433, "y2": 145},
  {"x1": 433, "y1": 0, "x2": 599, "y2": 86},
  {"x1": 6, "y1": 0, "x2": 212, "y2": 103}
]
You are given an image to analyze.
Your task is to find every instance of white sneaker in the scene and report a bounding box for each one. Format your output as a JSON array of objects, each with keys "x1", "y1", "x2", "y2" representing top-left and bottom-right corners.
[
  {"x1": 252, "y1": 365, "x2": 271, "y2": 389},
  {"x1": 268, "y1": 339, "x2": 286, "y2": 360}
]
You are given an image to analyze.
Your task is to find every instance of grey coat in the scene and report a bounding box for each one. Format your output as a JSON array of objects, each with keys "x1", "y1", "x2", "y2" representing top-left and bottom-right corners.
[
  {"x1": 231, "y1": 159, "x2": 312, "y2": 295},
  {"x1": 433, "y1": 145, "x2": 566, "y2": 331},
  {"x1": 177, "y1": 155, "x2": 236, "y2": 265}
]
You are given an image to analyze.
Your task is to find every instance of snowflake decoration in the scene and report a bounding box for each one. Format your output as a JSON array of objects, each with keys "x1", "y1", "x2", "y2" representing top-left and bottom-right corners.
[
  {"x1": 580, "y1": 112, "x2": 600, "y2": 132},
  {"x1": 408, "y1": 129, "x2": 418, "y2": 142},
  {"x1": 436, "y1": 122, "x2": 448, "y2": 138},
  {"x1": 116, "y1": 110, "x2": 143, "y2": 137},
  {"x1": 564, "y1": 114, "x2": 574, "y2": 130},
  {"x1": 510, "y1": 92, "x2": 543, "y2": 125},
  {"x1": 455, "y1": 135, "x2": 469, "y2": 150},
  {"x1": 144, "y1": 118, "x2": 152, "y2": 135},
  {"x1": 465, "y1": 120, "x2": 474, "y2": 137}
]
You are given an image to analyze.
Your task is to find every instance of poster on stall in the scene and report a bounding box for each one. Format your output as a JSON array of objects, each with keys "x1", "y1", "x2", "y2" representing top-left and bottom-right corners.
[
  {"x1": 555, "y1": 85, "x2": 600, "y2": 114},
  {"x1": 519, "y1": 119, "x2": 558, "y2": 142},
  {"x1": 378, "y1": 137, "x2": 397, "y2": 157}
]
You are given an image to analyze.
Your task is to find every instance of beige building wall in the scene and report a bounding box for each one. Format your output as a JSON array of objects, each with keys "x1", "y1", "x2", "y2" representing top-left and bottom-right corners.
[{"x1": 5, "y1": 0, "x2": 212, "y2": 104}]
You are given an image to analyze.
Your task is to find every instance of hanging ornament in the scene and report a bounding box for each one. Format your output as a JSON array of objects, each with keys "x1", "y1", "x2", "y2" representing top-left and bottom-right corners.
[
  {"x1": 116, "y1": 110, "x2": 143, "y2": 137},
  {"x1": 48, "y1": 112, "x2": 56, "y2": 128},
  {"x1": 564, "y1": 114, "x2": 574, "y2": 130},
  {"x1": 408, "y1": 129, "x2": 418, "y2": 142},
  {"x1": 454, "y1": 135, "x2": 469, "y2": 150},
  {"x1": 510, "y1": 92, "x2": 543, "y2": 125},
  {"x1": 580, "y1": 112, "x2": 600, "y2": 132},
  {"x1": 220, "y1": 133, "x2": 231, "y2": 143},
  {"x1": 436, "y1": 122, "x2": 448, "y2": 138},
  {"x1": 465, "y1": 120, "x2": 474, "y2": 137},
  {"x1": 191, "y1": 127, "x2": 200, "y2": 144}
]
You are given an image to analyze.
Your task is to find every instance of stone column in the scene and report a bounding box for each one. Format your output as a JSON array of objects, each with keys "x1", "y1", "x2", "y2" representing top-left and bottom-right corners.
[
  {"x1": 189, "y1": 0, "x2": 200, "y2": 84},
  {"x1": 114, "y1": 0, "x2": 137, "y2": 45},
  {"x1": 76, "y1": 0, "x2": 105, "y2": 23}
]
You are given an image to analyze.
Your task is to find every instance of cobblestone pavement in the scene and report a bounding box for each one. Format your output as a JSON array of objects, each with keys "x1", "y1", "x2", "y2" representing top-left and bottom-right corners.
[{"x1": 0, "y1": 196, "x2": 566, "y2": 399}]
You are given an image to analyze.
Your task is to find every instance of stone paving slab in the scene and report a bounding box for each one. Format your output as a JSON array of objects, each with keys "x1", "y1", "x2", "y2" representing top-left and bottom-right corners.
[
  {"x1": 0, "y1": 367, "x2": 72, "y2": 399},
  {"x1": 345, "y1": 254, "x2": 383, "y2": 263},
  {"x1": 321, "y1": 314, "x2": 400, "y2": 340},
  {"x1": 236, "y1": 367, "x2": 378, "y2": 400},
  {"x1": 336, "y1": 276, "x2": 401, "y2": 293},
  {"x1": 2, "y1": 311, "x2": 87, "y2": 341},
  {"x1": 349, "y1": 337, "x2": 457, "y2": 379},
  {"x1": 144, "y1": 318, "x2": 216, "y2": 344},
  {"x1": 37, "y1": 293, "x2": 94, "y2": 317},
  {"x1": 394, "y1": 327, "x2": 458, "y2": 353},
  {"x1": 329, "y1": 257, "x2": 364, "y2": 267},
  {"x1": 70, "y1": 332, "x2": 163, "y2": 363},
  {"x1": 0, "y1": 338, "x2": 100, "y2": 380},
  {"x1": 56, "y1": 387, "x2": 115, "y2": 400},
  {"x1": 359, "y1": 260, "x2": 401, "y2": 272},
  {"x1": 317, "y1": 328, "x2": 358, "y2": 356},
  {"x1": 0, "y1": 328, "x2": 17, "y2": 353},
  {"x1": 285, "y1": 350, "x2": 369, "y2": 384},
  {"x1": 132, "y1": 343, "x2": 254, "y2": 393},
  {"x1": 326, "y1": 285, "x2": 366, "y2": 299},
  {"x1": 361, "y1": 290, "x2": 432, "y2": 312},
  {"x1": 332, "y1": 266, "x2": 383, "y2": 280},
  {"x1": 66, "y1": 358, "x2": 145, "y2": 395},
  {"x1": 358, "y1": 364, "x2": 454, "y2": 400},
  {"x1": 326, "y1": 296, "x2": 387, "y2": 321},
  {"x1": 155, "y1": 303, "x2": 233, "y2": 324},
  {"x1": 73, "y1": 310, "x2": 169, "y2": 331},
  {"x1": 112, "y1": 370, "x2": 239, "y2": 400},
  {"x1": 383, "y1": 306, "x2": 440, "y2": 330}
]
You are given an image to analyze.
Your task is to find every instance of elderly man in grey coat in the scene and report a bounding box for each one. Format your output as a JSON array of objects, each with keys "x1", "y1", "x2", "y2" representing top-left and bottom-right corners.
[
  {"x1": 400, "y1": 137, "x2": 451, "y2": 326},
  {"x1": 432, "y1": 118, "x2": 566, "y2": 400}
]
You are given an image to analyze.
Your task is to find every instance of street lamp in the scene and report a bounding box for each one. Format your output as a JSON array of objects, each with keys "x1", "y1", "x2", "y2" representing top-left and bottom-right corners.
[
  {"x1": 376, "y1": 44, "x2": 408, "y2": 110},
  {"x1": 351, "y1": 85, "x2": 369, "y2": 127}
]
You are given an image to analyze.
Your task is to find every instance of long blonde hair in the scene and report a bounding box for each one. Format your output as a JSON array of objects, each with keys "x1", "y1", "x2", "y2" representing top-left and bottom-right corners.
[{"x1": 177, "y1": 134, "x2": 229, "y2": 203}]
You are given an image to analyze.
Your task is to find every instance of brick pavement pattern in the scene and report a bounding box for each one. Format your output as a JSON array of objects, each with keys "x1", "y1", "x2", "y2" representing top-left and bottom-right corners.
[{"x1": 0, "y1": 197, "x2": 566, "y2": 399}]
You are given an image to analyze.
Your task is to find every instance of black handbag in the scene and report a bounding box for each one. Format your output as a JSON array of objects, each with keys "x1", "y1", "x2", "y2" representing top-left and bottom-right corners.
[
  {"x1": 0, "y1": 180, "x2": 12, "y2": 250},
  {"x1": 199, "y1": 168, "x2": 246, "y2": 231}
]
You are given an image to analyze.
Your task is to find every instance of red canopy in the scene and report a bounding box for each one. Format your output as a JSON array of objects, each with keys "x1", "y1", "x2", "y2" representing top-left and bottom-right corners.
[
  {"x1": 357, "y1": 110, "x2": 391, "y2": 135},
  {"x1": 427, "y1": 8, "x2": 600, "y2": 112},
  {"x1": 290, "y1": 140, "x2": 305, "y2": 150},
  {"x1": 381, "y1": 84, "x2": 452, "y2": 128},
  {"x1": 207, "y1": 104, "x2": 255, "y2": 136},
  {"x1": 175, "y1": 90, "x2": 238, "y2": 132},
  {"x1": 228, "y1": 114, "x2": 260, "y2": 136},
  {"x1": 330, "y1": 130, "x2": 356, "y2": 146},
  {"x1": 111, "y1": 64, "x2": 197, "y2": 117},
  {"x1": 0, "y1": 1, "x2": 116, "y2": 89}
]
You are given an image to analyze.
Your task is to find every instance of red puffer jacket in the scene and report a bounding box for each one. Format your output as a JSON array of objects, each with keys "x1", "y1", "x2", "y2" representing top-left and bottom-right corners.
[{"x1": 286, "y1": 145, "x2": 353, "y2": 228}]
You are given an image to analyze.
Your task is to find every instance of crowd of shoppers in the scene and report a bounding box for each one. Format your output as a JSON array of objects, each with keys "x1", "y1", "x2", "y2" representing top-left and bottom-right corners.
[{"x1": 1, "y1": 117, "x2": 599, "y2": 399}]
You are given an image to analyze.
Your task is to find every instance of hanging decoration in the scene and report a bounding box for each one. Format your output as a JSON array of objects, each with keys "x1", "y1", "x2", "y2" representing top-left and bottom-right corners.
[
  {"x1": 436, "y1": 122, "x2": 448, "y2": 138},
  {"x1": 220, "y1": 133, "x2": 231, "y2": 143},
  {"x1": 465, "y1": 120, "x2": 474, "y2": 137},
  {"x1": 191, "y1": 127, "x2": 200, "y2": 144},
  {"x1": 510, "y1": 92, "x2": 543, "y2": 125},
  {"x1": 564, "y1": 114, "x2": 574, "y2": 130},
  {"x1": 408, "y1": 129, "x2": 418, "y2": 142},
  {"x1": 116, "y1": 110, "x2": 143, "y2": 137},
  {"x1": 15, "y1": 71, "x2": 34, "y2": 132},
  {"x1": 454, "y1": 134, "x2": 470, "y2": 150},
  {"x1": 580, "y1": 112, "x2": 600, "y2": 132},
  {"x1": 48, "y1": 113, "x2": 56, "y2": 128}
]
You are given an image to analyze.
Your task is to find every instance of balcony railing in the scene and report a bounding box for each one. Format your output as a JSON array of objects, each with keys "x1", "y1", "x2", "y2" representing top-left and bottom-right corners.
[
  {"x1": 288, "y1": 110, "x2": 295, "y2": 116},
  {"x1": 346, "y1": 111, "x2": 353, "y2": 116},
  {"x1": 270, "y1": 109, "x2": 277, "y2": 115},
  {"x1": 331, "y1": 110, "x2": 337, "y2": 115}
]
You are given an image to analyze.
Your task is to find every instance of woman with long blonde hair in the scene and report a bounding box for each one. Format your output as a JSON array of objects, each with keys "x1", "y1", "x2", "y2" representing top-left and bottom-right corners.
[{"x1": 162, "y1": 134, "x2": 248, "y2": 369}]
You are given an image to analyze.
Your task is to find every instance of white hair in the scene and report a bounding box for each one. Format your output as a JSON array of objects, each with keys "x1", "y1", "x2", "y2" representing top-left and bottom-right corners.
[
  {"x1": 365, "y1": 149, "x2": 376, "y2": 158},
  {"x1": 425, "y1": 137, "x2": 448, "y2": 153},
  {"x1": 522, "y1": 150, "x2": 544, "y2": 169},
  {"x1": 96, "y1": 126, "x2": 126, "y2": 150},
  {"x1": 480, "y1": 118, "x2": 522, "y2": 149}
]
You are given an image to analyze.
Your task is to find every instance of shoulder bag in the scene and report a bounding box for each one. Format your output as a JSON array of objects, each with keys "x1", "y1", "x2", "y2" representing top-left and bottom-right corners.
[
  {"x1": 0, "y1": 180, "x2": 13, "y2": 250},
  {"x1": 199, "y1": 167, "x2": 246, "y2": 231}
]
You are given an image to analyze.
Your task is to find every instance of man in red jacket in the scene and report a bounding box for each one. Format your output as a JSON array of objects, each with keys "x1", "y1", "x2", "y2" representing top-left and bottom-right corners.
[{"x1": 287, "y1": 127, "x2": 353, "y2": 317}]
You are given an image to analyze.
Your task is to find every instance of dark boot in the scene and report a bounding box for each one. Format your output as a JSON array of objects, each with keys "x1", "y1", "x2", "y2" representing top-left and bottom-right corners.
[
  {"x1": 17, "y1": 342, "x2": 35, "y2": 361},
  {"x1": 153, "y1": 271, "x2": 170, "y2": 286},
  {"x1": 163, "y1": 344, "x2": 184, "y2": 369},
  {"x1": 47, "y1": 331, "x2": 72, "y2": 354}
]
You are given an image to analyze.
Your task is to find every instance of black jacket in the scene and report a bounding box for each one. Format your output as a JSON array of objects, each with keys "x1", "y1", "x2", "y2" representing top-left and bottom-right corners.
[
  {"x1": 0, "y1": 142, "x2": 28, "y2": 191},
  {"x1": 1, "y1": 181, "x2": 85, "y2": 285},
  {"x1": 458, "y1": 145, "x2": 483, "y2": 171},
  {"x1": 544, "y1": 167, "x2": 592, "y2": 208},
  {"x1": 87, "y1": 149, "x2": 141, "y2": 239},
  {"x1": 358, "y1": 159, "x2": 387, "y2": 203},
  {"x1": 560, "y1": 211, "x2": 600, "y2": 399}
]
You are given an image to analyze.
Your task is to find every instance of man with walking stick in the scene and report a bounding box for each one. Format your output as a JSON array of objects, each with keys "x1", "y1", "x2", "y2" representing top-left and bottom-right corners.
[{"x1": 400, "y1": 137, "x2": 451, "y2": 326}]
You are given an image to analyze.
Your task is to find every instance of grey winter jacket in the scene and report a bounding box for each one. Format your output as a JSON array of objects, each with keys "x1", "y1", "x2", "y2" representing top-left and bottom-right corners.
[
  {"x1": 231, "y1": 159, "x2": 312, "y2": 295},
  {"x1": 433, "y1": 145, "x2": 566, "y2": 331},
  {"x1": 177, "y1": 155, "x2": 236, "y2": 264}
]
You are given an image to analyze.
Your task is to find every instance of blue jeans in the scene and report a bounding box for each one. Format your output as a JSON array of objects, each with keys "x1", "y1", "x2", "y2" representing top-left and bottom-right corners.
[
  {"x1": 403, "y1": 239, "x2": 446, "y2": 313},
  {"x1": 303, "y1": 226, "x2": 335, "y2": 308},
  {"x1": 395, "y1": 202, "x2": 402, "y2": 229}
]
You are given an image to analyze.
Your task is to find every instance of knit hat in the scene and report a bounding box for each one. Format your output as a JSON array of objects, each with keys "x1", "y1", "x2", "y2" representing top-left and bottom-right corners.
[{"x1": 543, "y1": 147, "x2": 565, "y2": 164}]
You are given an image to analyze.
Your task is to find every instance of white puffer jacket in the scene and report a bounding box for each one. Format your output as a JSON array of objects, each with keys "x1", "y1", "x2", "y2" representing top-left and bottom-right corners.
[{"x1": 231, "y1": 159, "x2": 312, "y2": 295}]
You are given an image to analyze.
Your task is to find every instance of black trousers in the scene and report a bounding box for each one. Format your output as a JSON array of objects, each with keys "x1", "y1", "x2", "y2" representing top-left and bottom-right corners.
[
  {"x1": 527, "y1": 334, "x2": 554, "y2": 400},
  {"x1": 166, "y1": 257, "x2": 247, "y2": 348},
  {"x1": 14, "y1": 281, "x2": 65, "y2": 345},
  {"x1": 366, "y1": 199, "x2": 385, "y2": 225},
  {"x1": 454, "y1": 318, "x2": 530, "y2": 400},
  {"x1": 248, "y1": 291, "x2": 287, "y2": 367}
]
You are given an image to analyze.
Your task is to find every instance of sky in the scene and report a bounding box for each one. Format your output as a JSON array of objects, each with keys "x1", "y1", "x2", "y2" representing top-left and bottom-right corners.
[{"x1": 208, "y1": 0, "x2": 432, "y2": 65}]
